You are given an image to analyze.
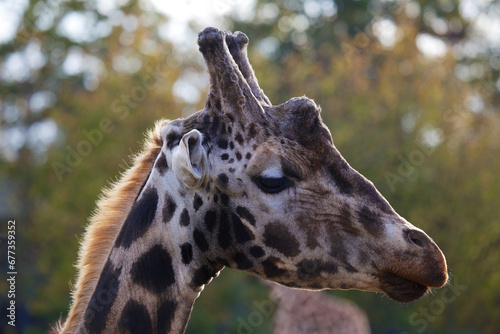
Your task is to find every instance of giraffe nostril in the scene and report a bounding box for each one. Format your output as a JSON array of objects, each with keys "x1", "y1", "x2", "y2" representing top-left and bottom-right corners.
[
  {"x1": 410, "y1": 236, "x2": 423, "y2": 248},
  {"x1": 405, "y1": 229, "x2": 434, "y2": 251}
]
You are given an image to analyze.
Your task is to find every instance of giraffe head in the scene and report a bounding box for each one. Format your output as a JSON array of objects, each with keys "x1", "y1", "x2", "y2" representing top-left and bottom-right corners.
[{"x1": 158, "y1": 27, "x2": 447, "y2": 303}]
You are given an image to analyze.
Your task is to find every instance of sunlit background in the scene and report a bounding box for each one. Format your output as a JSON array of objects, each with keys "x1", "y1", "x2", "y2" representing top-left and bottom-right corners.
[{"x1": 0, "y1": 0, "x2": 499, "y2": 333}]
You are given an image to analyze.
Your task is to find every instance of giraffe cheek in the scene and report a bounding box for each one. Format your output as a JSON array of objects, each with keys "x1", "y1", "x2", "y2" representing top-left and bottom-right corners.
[{"x1": 263, "y1": 222, "x2": 301, "y2": 258}]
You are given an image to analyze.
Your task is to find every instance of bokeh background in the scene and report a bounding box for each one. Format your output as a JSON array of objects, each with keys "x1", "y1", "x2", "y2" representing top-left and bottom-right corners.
[{"x1": 0, "y1": 0, "x2": 499, "y2": 333}]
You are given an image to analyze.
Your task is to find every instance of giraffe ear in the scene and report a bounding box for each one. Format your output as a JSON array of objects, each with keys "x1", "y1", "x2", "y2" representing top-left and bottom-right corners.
[{"x1": 172, "y1": 130, "x2": 207, "y2": 188}]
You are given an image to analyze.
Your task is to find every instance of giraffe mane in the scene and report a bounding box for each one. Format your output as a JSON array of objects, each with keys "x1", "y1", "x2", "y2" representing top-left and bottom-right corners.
[{"x1": 54, "y1": 119, "x2": 169, "y2": 334}]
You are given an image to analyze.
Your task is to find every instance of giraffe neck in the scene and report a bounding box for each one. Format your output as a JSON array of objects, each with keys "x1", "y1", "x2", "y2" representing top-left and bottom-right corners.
[{"x1": 77, "y1": 162, "x2": 221, "y2": 334}]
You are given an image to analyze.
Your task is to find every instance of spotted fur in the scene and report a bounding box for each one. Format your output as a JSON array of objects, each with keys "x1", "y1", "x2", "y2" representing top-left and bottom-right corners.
[{"x1": 53, "y1": 120, "x2": 167, "y2": 334}]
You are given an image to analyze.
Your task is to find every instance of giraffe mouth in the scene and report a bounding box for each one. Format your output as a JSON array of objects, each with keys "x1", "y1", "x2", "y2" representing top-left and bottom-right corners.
[{"x1": 378, "y1": 272, "x2": 429, "y2": 302}]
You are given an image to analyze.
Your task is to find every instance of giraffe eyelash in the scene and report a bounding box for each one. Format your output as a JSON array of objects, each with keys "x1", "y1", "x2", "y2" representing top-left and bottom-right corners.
[{"x1": 253, "y1": 175, "x2": 292, "y2": 194}]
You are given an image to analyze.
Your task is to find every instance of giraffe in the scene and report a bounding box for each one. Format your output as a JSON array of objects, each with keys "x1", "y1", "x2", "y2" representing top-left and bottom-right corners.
[
  {"x1": 267, "y1": 281, "x2": 371, "y2": 334},
  {"x1": 54, "y1": 27, "x2": 448, "y2": 333}
]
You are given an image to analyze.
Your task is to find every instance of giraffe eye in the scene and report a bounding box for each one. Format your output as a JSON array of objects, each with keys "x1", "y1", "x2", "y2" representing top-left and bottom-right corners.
[{"x1": 254, "y1": 176, "x2": 292, "y2": 194}]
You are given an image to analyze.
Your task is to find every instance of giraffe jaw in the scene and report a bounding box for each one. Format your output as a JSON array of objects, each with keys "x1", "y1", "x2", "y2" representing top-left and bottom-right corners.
[{"x1": 378, "y1": 271, "x2": 430, "y2": 302}]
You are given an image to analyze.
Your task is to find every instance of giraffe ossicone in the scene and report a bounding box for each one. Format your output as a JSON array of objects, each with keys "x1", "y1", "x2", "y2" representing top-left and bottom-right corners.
[{"x1": 55, "y1": 27, "x2": 448, "y2": 334}]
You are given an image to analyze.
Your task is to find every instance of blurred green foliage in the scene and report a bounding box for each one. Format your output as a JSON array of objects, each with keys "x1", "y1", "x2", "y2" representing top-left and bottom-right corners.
[{"x1": 1, "y1": 0, "x2": 499, "y2": 333}]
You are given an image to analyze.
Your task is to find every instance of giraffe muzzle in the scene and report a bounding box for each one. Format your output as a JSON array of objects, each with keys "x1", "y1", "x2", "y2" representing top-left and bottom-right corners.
[{"x1": 379, "y1": 228, "x2": 448, "y2": 302}]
